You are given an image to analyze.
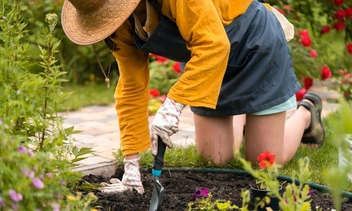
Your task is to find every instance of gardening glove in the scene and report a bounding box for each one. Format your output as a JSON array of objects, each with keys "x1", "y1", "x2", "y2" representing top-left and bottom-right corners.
[
  {"x1": 150, "y1": 97, "x2": 185, "y2": 156},
  {"x1": 99, "y1": 158, "x2": 144, "y2": 194}
]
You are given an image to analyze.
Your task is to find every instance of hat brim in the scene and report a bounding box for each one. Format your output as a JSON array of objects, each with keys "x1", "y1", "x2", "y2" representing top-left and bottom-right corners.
[{"x1": 62, "y1": 0, "x2": 141, "y2": 45}]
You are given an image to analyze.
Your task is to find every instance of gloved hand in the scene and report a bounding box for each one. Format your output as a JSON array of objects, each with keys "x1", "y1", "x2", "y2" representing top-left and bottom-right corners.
[
  {"x1": 100, "y1": 158, "x2": 144, "y2": 194},
  {"x1": 150, "y1": 97, "x2": 185, "y2": 156}
]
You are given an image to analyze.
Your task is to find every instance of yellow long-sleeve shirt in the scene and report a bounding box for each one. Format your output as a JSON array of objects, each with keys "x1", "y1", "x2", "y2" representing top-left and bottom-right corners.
[{"x1": 112, "y1": 0, "x2": 253, "y2": 155}]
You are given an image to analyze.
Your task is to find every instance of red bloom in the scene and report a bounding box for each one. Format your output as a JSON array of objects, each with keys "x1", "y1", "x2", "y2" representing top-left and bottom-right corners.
[
  {"x1": 346, "y1": 43, "x2": 352, "y2": 55},
  {"x1": 149, "y1": 88, "x2": 160, "y2": 97},
  {"x1": 310, "y1": 49, "x2": 317, "y2": 58},
  {"x1": 321, "y1": 65, "x2": 332, "y2": 80},
  {"x1": 276, "y1": 8, "x2": 285, "y2": 15},
  {"x1": 257, "y1": 151, "x2": 276, "y2": 168},
  {"x1": 300, "y1": 30, "x2": 312, "y2": 47},
  {"x1": 303, "y1": 77, "x2": 313, "y2": 89},
  {"x1": 338, "y1": 69, "x2": 345, "y2": 75},
  {"x1": 333, "y1": 0, "x2": 344, "y2": 6},
  {"x1": 321, "y1": 25, "x2": 331, "y2": 34},
  {"x1": 156, "y1": 55, "x2": 168, "y2": 63},
  {"x1": 334, "y1": 9, "x2": 347, "y2": 19},
  {"x1": 172, "y1": 62, "x2": 181, "y2": 74},
  {"x1": 346, "y1": 7, "x2": 352, "y2": 18},
  {"x1": 296, "y1": 88, "x2": 308, "y2": 101},
  {"x1": 333, "y1": 21, "x2": 345, "y2": 31}
]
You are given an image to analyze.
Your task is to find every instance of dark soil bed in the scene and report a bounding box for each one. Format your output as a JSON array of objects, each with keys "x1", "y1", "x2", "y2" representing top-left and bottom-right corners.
[{"x1": 82, "y1": 168, "x2": 352, "y2": 211}]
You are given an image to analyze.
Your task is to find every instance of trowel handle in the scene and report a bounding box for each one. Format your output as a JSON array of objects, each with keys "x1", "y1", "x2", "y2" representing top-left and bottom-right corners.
[{"x1": 152, "y1": 137, "x2": 166, "y2": 176}]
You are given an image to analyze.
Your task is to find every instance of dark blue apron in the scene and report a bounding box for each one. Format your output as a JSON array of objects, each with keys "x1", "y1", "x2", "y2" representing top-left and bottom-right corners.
[{"x1": 130, "y1": 0, "x2": 300, "y2": 116}]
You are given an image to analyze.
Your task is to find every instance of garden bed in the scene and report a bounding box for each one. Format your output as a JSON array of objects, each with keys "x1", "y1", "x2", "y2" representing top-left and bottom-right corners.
[{"x1": 82, "y1": 168, "x2": 352, "y2": 211}]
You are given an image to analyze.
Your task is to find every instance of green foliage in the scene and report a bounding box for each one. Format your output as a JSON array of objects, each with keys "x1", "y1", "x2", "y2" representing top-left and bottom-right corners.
[
  {"x1": 21, "y1": 0, "x2": 118, "y2": 85},
  {"x1": 326, "y1": 100, "x2": 352, "y2": 211},
  {"x1": 0, "y1": 2, "x2": 95, "y2": 210}
]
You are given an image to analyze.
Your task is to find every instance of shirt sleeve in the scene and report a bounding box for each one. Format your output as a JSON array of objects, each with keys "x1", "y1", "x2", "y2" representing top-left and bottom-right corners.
[
  {"x1": 167, "y1": 0, "x2": 231, "y2": 109},
  {"x1": 110, "y1": 22, "x2": 151, "y2": 155}
]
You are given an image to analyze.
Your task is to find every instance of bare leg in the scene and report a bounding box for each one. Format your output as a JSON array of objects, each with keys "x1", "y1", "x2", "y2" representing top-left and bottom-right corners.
[
  {"x1": 233, "y1": 114, "x2": 246, "y2": 153},
  {"x1": 194, "y1": 115, "x2": 235, "y2": 165},
  {"x1": 245, "y1": 103, "x2": 311, "y2": 166}
]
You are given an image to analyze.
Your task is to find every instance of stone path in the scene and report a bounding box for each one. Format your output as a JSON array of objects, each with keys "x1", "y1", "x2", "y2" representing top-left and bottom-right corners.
[{"x1": 59, "y1": 81, "x2": 341, "y2": 175}]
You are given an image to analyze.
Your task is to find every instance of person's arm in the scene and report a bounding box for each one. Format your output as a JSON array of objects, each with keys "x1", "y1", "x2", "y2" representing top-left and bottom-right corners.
[
  {"x1": 167, "y1": 0, "x2": 231, "y2": 109},
  {"x1": 111, "y1": 22, "x2": 151, "y2": 156}
]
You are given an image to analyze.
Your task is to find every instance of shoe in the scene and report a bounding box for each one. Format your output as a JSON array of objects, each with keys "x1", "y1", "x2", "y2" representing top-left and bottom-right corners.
[{"x1": 298, "y1": 93, "x2": 325, "y2": 147}]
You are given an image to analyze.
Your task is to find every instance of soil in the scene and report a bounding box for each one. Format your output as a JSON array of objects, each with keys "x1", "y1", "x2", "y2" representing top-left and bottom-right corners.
[{"x1": 81, "y1": 168, "x2": 352, "y2": 211}]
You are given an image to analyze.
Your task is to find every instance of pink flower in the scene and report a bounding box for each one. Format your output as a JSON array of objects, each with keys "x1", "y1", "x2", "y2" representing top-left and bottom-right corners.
[
  {"x1": 346, "y1": 43, "x2": 352, "y2": 55},
  {"x1": 296, "y1": 88, "x2": 308, "y2": 101},
  {"x1": 172, "y1": 62, "x2": 181, "y2": 74},
  {"x1": 9, "y1": 190, "x2": 22, "y2": 202},
  {"x1": 32, "y1": 177, "x2": 44, "y2": 189},
  {"x1": 333, "y1": 0, "x2": 344, "y2": 6},
  {"x1": 342, "y1": 73, "x2": 352, "y2": 85},
  {"x1": 333, "y1": 21, "x2": 345, "y2": 31},
  {"x1": 334, "y1": 9, "x2": 347, "y2": 19},
  {"x1": 321, "y1": 65, "x2": 332, "y2": 80},
  {"x1": 159, "y1": 94, "x2": 167, "y2": 103},
  {"x1": 21, "y1": 168, "x2": 35, "y2": 178},
  {"x1": 303, "y1": 77, "x2": 313, "y2": 89},
  {"x1": 18, "y1": 146, "x2": 27, "y2": 154},
  {"x1": 0, "y1": 197, "x2": 5, "y2": 207},
  {"x1": 310, "y1": 49, "x2": 317, "y2": 58},
  {"x1": 191, "y1": 187, "x2": 209, "y2": 200},
  {"x1": 300, "y1": 30, "x2": 312, "y2": 47},
  {"x1": 149, "y1": 89, "x2": 160, "y2": 97},
  {"x1": 321, "y1": 25, "x2": 331, "y2": 34}
]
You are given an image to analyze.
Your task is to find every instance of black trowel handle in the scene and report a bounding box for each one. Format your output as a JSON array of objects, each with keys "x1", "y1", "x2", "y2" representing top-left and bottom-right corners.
[{"x1": 152, "y1": 137, "x2": 167, "y2": 175}]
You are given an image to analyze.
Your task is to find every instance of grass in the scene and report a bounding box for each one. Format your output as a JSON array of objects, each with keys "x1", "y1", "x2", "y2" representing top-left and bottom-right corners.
[{"x1": 61, "y1": 84, "x2": 115, "y2": 111}]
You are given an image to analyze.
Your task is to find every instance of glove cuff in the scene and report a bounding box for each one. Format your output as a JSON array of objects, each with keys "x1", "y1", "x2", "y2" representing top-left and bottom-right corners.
[{"x1": 165, "y1": 97, "x2": 185, "y2": 114}]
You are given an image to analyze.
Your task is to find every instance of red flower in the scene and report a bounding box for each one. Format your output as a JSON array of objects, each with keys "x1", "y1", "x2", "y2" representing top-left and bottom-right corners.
[
  {"x1": 333, "y1": 0, "x2": 344, "y2": 6},
  {"x1": 149, "y1": 88, "x2": 160, "y2": 97},
  {"x1": 321, "y1": 25, "x2": 331, "y2": 34},
  {"x1": 346, "y1": 7, "x2": 352, "y2": 18},
  {"x1": 346, "y1": 43, "x2": 352, "y2": 55},
  {"x1": 257, "y1": 151, "x2": 276, "y2": 168},
  {"x1": 276, "y1": 8, "x2": 285, "y2": 15},
  {"x1": 310, "y1": 49, "x2": 317, "y2": 58},
  {"x1": 334, "y1": 9, "x2": 347, "y2": 20},
  {"x1": 338, "y1": 69, "x2": 345, "y2": 75},
  {"x1": 300, "y1": 30, "x2": 312, "y2": 47},
  {"x1": 172, "y1": 62, "x2": 181, "y2": 74},
  {"x1": 303, "y1": 77, "x2": 313, "y2": 89},
  {"x1": 150, "y1": 53, "x2": 158, "y2": 59},
  {"x1": 156, "y1": 55, "x2": 168, "y2": 63},
  {"x1": 296, "y1": 88, "x2": 308, "y2": 101},
  {"x1": 321, "y1": 65, "x2": 332, "y2": 80},
  {"x1": 333, "y1": 21, "x2": 345, "y2": 31}
]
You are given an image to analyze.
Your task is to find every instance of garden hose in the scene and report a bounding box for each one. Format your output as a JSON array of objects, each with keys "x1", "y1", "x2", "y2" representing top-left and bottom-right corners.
[{"x1": 160, "y1": 167, "x2": 352, "y2": 199}]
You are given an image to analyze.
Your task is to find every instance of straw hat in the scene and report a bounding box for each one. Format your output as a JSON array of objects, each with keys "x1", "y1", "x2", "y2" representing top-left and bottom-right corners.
[{"x1": 61, "y1": 0, "x2": 141, "y2": 45}]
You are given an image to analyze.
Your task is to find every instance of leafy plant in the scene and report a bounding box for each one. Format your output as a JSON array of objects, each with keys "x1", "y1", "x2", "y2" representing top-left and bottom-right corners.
[{"x1": 0, "y1": 1, "x2": 95, "y2": 210}]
